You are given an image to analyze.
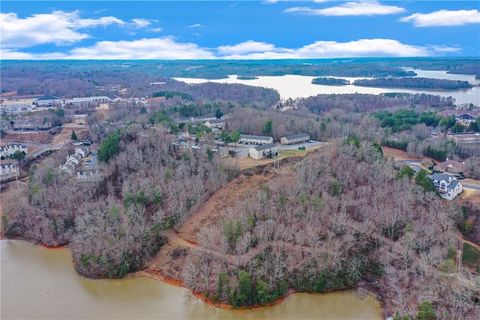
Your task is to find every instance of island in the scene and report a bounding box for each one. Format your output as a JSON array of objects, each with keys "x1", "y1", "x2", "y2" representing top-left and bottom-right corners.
[
  {"x1": 353, "y1": 77, "x2": 473, "y2": 90},
  {"x1": 237, "y1": 75, "x2": 258, "y2": 80},
  {"x1": 311, "y1": 77, "x2": 350, "y2": 86}
]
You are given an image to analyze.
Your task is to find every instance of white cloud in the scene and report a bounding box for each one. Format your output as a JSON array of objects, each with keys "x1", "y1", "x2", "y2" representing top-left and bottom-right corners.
[
  {"x1": 0, "y1": 11, "x2": 125, "y2": 49},
  {"x1": 285, "y1": 1, "x2": 405, "y2": 16},
  {"x1": 400, "y1": 10, "x2": 480, "y2": 27},
  {"x1": 131, "y1": 18, "x2": 151, "y2": 28},
  {"x1": 149, "y1": 27, "x2": 163, "y2": 33},
  {"x1": 189, "y1": 23, "x2": 203, "y2": 28},
  {"x1": 67, "y1": 37, "x2": 214, "y2": 59},
  {"x1": 217, "y1": 41, "x2": 277, "y2": 55},
  {"x1": 2, "y1": 38, "x2": 460, "y2": 60},
  {"x1": 219, "y1": 39, "x2": 432, "y2": 59}
]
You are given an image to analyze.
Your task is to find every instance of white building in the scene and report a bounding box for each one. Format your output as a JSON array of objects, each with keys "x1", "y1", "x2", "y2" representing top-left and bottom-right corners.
[
  {"x1": 65, "y1": 96, "x2": 111, "y2": 106},
  {"x1": 456, "y1": 114, "x2": 476, "y2": 127},
  {"x1": 239, "y1": 134, "x2": 273, "y2": 145},
  {"x1": 0, "y1": 144, "x2": 27, "y2": 159},
  {"x1": 76, "y1": 169, "x2": 101, "y2": 182},
  {"x1": 0, "y1": 162, "x2": 19, "y2": 181},
  {"x1": 205, "y1": 119, "x2": 225, "y2": 129},
  {"x1": 249, "y1": 143, "x2": 278, "y2": 160},
  {"x1": 429, "y1": 173, "x2": 463, "y2": 200},
  {"x1": 280, "y1": 133, "x2": 310, "y2": 145},
  {"x1": 75, "y1": 146, "x2": 90, "y2": 158}
]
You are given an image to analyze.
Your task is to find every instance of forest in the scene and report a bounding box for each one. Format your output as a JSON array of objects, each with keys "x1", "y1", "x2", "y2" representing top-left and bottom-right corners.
[
  {"x1": 311, "y1": 77, "x2": 350, "y2": 86},
  {"x1": 1, "y1": 126, "x2": 237, "y2": 278},
  {"x1": 180, "y1": 142, "x2": 478, "y2": 319},
  {"x1": 353, "y1": 77, "x2": 473, "y2": 90}
]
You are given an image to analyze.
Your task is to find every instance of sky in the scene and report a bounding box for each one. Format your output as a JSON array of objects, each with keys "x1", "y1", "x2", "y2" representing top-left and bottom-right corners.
[{"x1": 1, "y1": 1, "x2": 479, "y2": 59}]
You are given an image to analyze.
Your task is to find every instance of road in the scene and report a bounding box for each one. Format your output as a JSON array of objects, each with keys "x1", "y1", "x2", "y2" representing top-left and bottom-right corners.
[{"x1": 398, "y1": 160, "x2": 480, "y2": 191}]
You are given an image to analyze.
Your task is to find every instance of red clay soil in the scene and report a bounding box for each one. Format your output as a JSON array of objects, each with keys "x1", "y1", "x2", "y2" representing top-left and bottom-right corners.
[{"x1": 177, "y1": 172, "x2": 273, "y2": 243}]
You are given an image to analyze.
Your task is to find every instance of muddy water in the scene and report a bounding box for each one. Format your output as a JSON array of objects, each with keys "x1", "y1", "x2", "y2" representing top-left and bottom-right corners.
[{"x1": 1, "y1": 240, "x2": 383, "y2": 319}]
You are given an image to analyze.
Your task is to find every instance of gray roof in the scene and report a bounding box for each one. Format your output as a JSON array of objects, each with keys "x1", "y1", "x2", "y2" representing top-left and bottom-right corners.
[
  {"x1": 283, "y1": 133, "x2": 310, "y2": 140},
  {"x1": 254, "y1": 143, "x2": 277, "y2": 151},
  {"x1": 240, "y1": 134, "x2": 272, "y2": 140},
  {"x1": 429, "y1": 173, "x2": 453, "y2": 182}
]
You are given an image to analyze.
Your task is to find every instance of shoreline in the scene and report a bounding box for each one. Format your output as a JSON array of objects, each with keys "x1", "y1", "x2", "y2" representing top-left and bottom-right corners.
[{"x1": 0, "y1": 237, "x2": 386, "y2": 316}]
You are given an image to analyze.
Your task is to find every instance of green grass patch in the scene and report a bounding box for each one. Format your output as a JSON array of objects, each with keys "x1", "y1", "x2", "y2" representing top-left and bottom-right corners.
[{"x1": 462, "y1": 242, "x2": 480, "y2": 272}]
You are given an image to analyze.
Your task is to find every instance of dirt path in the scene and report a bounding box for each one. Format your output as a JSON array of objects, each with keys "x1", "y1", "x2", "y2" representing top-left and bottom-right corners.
[{"x1": 178, "y1": 171, "x2": 273, "y2": 243}]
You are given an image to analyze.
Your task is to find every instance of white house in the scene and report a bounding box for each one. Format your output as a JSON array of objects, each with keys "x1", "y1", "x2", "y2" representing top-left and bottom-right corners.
[
  {"x1": 76, "y1": 169, "x2": 101, "y2": 182},
  {"x1": 205, "y1": 119, "x2": 225, "y2": 129},
  {"x1": 249, "y1": 143, "x2": 278, "y2": 160},
  {"x1": 456, "y1": 114, "x2": 476, "y2": 127},
  {"x1": 280, "y1": 133, "x2": 310, "y2": 145},
  {"x1": 239, "y1": 134, "x2": 273, "y2": 145},
  {"x1": 429, "y1": 173, "x2": 463, "y2": 200},
  {"x1": 0, "y1": 144, "x2": 27, "y2": 158},
  {"x1": 75, "y1": 146, "x2": 90, "y2": 158},
  {"x1": 0, "y1": 162, "x2": 19, "y2": 181}
]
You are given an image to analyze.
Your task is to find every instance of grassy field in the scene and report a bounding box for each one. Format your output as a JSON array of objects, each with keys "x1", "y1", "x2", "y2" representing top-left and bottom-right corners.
[{"x1": 463, "y1": 243, "x2": 480, "y2": 273}]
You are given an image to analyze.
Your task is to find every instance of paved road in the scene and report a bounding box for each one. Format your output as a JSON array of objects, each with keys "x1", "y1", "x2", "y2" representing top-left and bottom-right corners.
[{"x1": 463, "y1": 183, "x2": 480, "y2": 191}]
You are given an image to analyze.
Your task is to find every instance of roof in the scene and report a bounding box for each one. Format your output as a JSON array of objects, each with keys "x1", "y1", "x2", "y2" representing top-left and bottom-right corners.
[
  {"x1": 430, "y1": 172, "x2": 454, "y2": 182},
  {"x1": 37, "y1": 95, "x2": 59, "y2": 101},
  {"x1": 434, "y1": 160, "x2": 465, "y2": 173},
  {"x1": 253, "y1": 143, "x2": 277, "y2": 151},
  {"x1": 283, "y1": 133, "x2": 310, "y2": 140},
  {"x1": 240, "y1": 134, "x2": 272, "y2": 141}
]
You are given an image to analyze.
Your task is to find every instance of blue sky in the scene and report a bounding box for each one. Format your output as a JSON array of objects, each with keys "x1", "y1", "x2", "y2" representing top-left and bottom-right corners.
[{"x1": 1, "y1": 1, "x2": 479, "y2": 59}]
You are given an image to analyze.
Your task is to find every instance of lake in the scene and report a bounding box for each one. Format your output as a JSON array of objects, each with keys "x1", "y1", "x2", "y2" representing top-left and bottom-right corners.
[
  {"x1": 174, "y1": 69, "x2": 480, "y2": 105},
  {"x1": 1, "y1": 240, "x2": 383, "y2": 319}
]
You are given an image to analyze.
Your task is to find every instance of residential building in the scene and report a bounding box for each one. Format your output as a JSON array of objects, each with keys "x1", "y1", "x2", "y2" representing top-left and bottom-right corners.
[
  {"x1": 13, "y1": 120, "x2": 53, "y2": 131},
  {"x1": 433, "y1": 160, "x2": 465, "y2": 176},
  {"x1": 249, "y1": 143, "x2": 278, "y2": 160},
  {"x1": 0, "y1": 162, "x2": 19, "y2": 181},
  {"x1": 75, "y1": 146, "x2": 90, "y2": 158},
  {"x1": 239, "y1": 134, "x2": 273, "y2": 145},
  {"x1": 205, "y1": 119, "x2": 225, "y2": 129},
  {"x1": 65, "y1": 96, "x2": 111, "y2": 106},
  {"x1": 456, "y1": 113, "x2": 476, "y2": 127},
  {"x1": 0, "y1": 144, "x2": 27, "y2": 158},
  {"x1": 429, "y1": 173, "x2": 463, "y2": 200},
  {"x1": 76, "y1": 168, "x2": 101, "y2": 182},
  {"x1": 35, "y1": 95, "x2": 62, "y2": 107},
  {"x1": 280, "y1": 133, "x2": 310, "y2": 145}
]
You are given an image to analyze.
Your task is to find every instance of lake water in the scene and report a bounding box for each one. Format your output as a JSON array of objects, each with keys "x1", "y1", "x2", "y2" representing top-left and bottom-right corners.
[
  {"x1": 174, "y1": 69, "x2": 480, "y2": 105},
  {"x1": 1, "y1": 240, "x2": 383, "y2": 319}
]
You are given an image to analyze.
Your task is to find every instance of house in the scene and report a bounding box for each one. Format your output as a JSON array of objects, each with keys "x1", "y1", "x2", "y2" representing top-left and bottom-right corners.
[
  {"x1": 35, "y1": 95, "x2": 62, "y2": 107},
  {"x1": 447, "y1": 133, "x2": 480, "y2": 145},
  {"x1": 75, "y1": 146, "x2": 90, "y2": 158},
  {"x1": 13, "y1": 120, "x2": 52, "y2": 131},
  {"x1": 433, "y1": 160, "x2": 466, "y2": 176},
  {"x1": 239, "y1": 134, "x2": 273, "y2": 145},
  {"x1": 0, "y1": 144, "x2": 27, "y2": 159},
  {"x1": 280, "y1": 133, "x2": 310, "y2": 145},
  {"x1": 249, "y1": 143, "x2": 278, "y2": 160},
  {"x1": 205, "y1": 119, "x2": 225, "y2": 129},
  {"x1": 429, "y1": 173, "x2": 463, "y2": 200},
  {"x1": 76, "y1": 168, "x2": 101, "y2": 182},
  {"x1": 0, "y1": 162, "x2": 19, "y2": 181},
  {"x1": 456, "y1": 114, "x2": 476, "y2": 127}
]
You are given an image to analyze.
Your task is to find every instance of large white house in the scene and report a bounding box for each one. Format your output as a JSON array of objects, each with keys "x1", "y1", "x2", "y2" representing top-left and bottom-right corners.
[
  {"x1": 429, "y1": 173, "x2": 463, "y2": 200},
  {"x1": 0, "y1": 144, "x2": 27, "y2": 159},
  {"x1": 249, "y1": 143, "x2": 278, "y2": 160},
  {"x1": 239, "y1": 134, "x2": 273, "y2": 145}
]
